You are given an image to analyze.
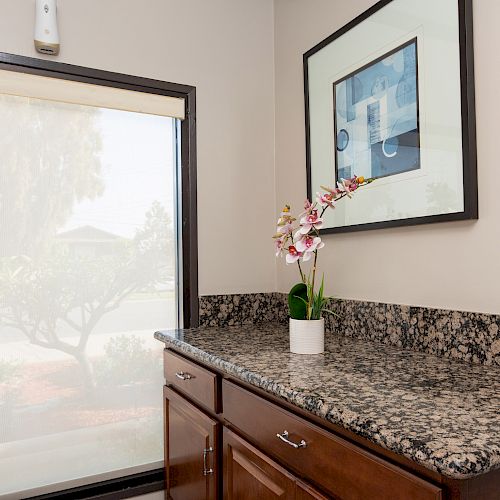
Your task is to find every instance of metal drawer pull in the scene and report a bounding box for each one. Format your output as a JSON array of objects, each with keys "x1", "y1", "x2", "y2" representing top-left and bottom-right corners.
[
  {"x1": 175, "y1": 371, "x2": 193, "y2": 380},
  {"x1": 203, "y1": 446, "x2": 214, "y2": 475},
  {"x1": 276, "y1": 430, "x2": 307, "y2": 449}
]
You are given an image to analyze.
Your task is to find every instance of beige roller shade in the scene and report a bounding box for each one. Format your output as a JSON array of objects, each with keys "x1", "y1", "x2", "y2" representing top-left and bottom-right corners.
[{"x1": 0, "y1": 69, "x2": 185, "y2": 119}]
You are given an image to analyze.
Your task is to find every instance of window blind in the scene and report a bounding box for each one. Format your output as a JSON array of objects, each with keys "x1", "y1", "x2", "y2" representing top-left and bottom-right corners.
[{"x1": 0, "y1": 69, "x2": 185, "y2": 119}]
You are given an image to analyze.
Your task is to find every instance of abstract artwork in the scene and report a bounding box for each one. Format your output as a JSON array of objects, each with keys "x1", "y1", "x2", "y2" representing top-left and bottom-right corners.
[
  {"x1": 333, "y1": 39, "x2": 419, "y2": 182},
  {"x1": 304, "y1": 0, "x2": 477, "y2": 233}
]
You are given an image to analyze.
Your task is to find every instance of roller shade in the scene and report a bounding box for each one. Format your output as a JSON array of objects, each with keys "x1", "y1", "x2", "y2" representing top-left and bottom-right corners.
[
  {"x1": 0, "y1": 66, "x2": 179, "y2": 497},
  {"x1": 0, "y1": 69, "x2": 185, "y2": 119}
]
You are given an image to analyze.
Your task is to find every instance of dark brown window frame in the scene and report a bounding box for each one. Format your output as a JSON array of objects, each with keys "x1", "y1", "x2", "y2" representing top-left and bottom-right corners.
[{"x1": 0, "y1": 51, "x2": 198, "y2": 498}]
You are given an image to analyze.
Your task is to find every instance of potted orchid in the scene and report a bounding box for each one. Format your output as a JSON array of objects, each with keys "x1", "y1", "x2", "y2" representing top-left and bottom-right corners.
[{"x1": 274, "y1": 175, "x2": 373, "y2": 354}]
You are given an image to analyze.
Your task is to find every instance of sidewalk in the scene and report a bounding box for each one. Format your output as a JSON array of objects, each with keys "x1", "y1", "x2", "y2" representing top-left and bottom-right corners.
[{"x1": 0, "y1": 328, "x2": 166, "y2": 364}]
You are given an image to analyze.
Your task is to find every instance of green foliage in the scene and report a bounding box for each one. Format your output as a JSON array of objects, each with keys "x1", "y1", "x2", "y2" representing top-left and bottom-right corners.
[
  {"x1": 134, "y1": 200, "x2": 175, "y2": 282},
  {"x1": 0, "y1": 200, "x2": 173, "y2": 389},
  {"x1": 0, "y1": 95, "x2": 104, "y2": 259},
  {"x1": 94, "y1": 335, "x2": 159, "y2": 386},
  {"x1": 289, "y1": 276, "x2": 341, "y2": 320},
  {"x1": 0, "y1": 360, "x2": 20, "y2": 384},
  {"x1": 307, "y1": 276, "x2": 336, "y2": 320},
  {"x1": 288, "y1": 283, "x2": 308, "y2": 319}
]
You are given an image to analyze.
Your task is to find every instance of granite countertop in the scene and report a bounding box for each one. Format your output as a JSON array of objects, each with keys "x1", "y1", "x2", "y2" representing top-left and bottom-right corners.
[{"x1": 154, "y1": 324, "x2": 500, "y2": 480}]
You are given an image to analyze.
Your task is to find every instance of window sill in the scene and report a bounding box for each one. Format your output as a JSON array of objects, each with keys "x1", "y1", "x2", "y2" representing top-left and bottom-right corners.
[{"x1": 25, "y1": 468, "x2": 164, "y2": 500}]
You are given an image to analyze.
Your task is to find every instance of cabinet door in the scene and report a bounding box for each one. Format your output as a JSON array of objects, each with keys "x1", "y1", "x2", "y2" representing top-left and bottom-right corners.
[
  {"x1": 164, "y1": 386, "x2": 219, "y2": 500},
  {"x1": 296, "y1": 480, "x2": 330, "y2": 500},
  {"x1": 223, "y1": 428, "x2": 296, "y2": 499}
]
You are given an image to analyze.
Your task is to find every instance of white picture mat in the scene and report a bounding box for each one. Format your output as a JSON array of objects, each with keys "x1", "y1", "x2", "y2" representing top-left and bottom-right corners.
[{"x1": 307, "y1": 0, "x2": 464, "y2": 228}]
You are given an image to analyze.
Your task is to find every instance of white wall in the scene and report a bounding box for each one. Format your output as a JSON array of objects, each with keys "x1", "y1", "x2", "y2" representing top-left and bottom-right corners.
[
  {"x1": 0, "y1": 0, "x2": 277, "y2": 296},
  {"x1": 0, "y1": 0, "x2": 497, "y2": 314},
  {"x1": 274, "y1": 0, "x2": 500, "y2": 314}
]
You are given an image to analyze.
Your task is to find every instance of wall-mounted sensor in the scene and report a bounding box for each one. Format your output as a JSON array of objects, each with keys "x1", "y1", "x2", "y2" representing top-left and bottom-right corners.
[{"x1": 34, "y1": 0, "x2": 60, "y2": 55}]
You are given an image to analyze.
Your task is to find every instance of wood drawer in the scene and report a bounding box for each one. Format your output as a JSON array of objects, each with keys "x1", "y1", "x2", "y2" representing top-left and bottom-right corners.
[
  {"x1": 223, "y1": 427, "x2": 328, "y2": 499},
  {"x1": 223, "y1": 427, "x2": 296, "y2": 499},
  {"x1": 223, "y1": 380, "x2": 442, "y2": 500},
  {"x1": 164, "y1": 349, "x2": 221, "y2": 413}
]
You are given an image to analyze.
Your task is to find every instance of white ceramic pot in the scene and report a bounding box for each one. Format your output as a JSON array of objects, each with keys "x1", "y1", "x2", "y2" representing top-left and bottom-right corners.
[{"x1": 289, "y1": 318, "x2": 325, "y2": 354}]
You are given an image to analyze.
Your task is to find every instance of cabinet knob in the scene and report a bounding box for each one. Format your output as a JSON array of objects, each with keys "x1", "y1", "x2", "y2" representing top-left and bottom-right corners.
[
  {"x1": 175, "y1": 371, "x2": 193, "y2": 380},
  {"x1": 276, "y1": 430, "x2": 307, "y2": 449}
]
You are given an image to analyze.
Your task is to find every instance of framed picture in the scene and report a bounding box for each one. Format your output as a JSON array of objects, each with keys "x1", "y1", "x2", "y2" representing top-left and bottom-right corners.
[{"x1": 304, "y1": 0, "x2": 477, "y2": 234}]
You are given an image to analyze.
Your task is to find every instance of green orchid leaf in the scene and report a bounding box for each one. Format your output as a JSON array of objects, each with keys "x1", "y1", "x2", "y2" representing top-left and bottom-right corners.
[
  {"x1": 288, "y1": 282, "x2": 308, "y2": 319},
  {"x1": 293, "y1": 295, "x2": 309, "y2": 306},
  {"x1": 322, "y1": 308, "x2": 341, "y2": 318}
]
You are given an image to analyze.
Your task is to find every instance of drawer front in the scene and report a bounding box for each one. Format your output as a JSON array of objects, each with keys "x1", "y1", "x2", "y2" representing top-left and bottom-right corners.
[
  {"x1": 164, "y1": 349, "x2": 220, "y2": 413},
  {"x1": 223, "y1": 381, "x2": 442, "y2": 500},
  {"x1": 223, "y1": 428, "x2": 296, "y2": 499}
]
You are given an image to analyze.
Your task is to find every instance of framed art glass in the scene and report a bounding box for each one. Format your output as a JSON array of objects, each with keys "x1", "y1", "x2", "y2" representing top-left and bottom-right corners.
[{"x1": 304, "y1": 0, "x2": 477, "y2": 233}]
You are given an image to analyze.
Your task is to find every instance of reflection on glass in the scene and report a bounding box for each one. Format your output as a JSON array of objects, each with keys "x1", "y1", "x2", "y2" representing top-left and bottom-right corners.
[{"x1": 0, "y1": 93, "x2": 177, "y2": 495}]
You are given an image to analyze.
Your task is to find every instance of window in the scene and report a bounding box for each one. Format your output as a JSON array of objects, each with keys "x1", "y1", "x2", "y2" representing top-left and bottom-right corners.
[{"x1": 0, "y1": 56, "x2": 197, "y2": 498}]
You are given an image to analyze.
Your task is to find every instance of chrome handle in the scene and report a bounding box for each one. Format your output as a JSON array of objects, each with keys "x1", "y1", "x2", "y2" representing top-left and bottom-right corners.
[
  {"x1": 175, "y1": 371, "x2": 193, "y2": 380},
  {"x1": 203, "y1": 446, "x2": 214, "y2": 475},
  {"x1": 276, "y1": 430, "x2": 306, "y2": 449}
]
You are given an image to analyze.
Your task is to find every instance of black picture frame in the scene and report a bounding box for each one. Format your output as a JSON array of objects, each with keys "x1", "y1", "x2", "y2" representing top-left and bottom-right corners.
[{"x1": 304, "y1": 0, "x2": 477, "y2": 234}]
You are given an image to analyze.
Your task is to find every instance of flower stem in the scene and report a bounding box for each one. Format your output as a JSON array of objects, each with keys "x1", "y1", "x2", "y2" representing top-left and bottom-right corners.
[
  {"x1": 297, "y1": 261, "x2": 306, "y2": 283},
  {"x1": 309, "y1": 249, "x2": 318, "y2": 318},
  {"x1": 308, "y1": 192, "x2": 348, "y2": 318}
]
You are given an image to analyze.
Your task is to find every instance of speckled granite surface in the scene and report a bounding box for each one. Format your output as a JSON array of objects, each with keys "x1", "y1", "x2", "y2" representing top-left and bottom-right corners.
[
  {"x1": 326, "y1": 299, "x2": 500, "y2": 367},
  {"x1": 199, "y1": 293, "x2": 500, "y2": 366},
  {"x1": 199, "y1": 293, "x2": 288, "y2": 327},
  {"x1": 155, "y1": 324, "x2": 500, "y2": 479}
]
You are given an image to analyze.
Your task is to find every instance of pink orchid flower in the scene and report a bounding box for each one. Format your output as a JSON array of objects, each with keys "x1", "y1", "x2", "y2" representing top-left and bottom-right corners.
[
  {"x1": 337, "y1": 178, "x2": 358, "y2": 198},
  {"x1": 285, "y1": 245, "x2": 303, "y2": 264},
  {"x1": 275, "y1": 238, "x2": 285, "y2": 257},
  {"x1": 320, "y1": 185, "x2": 340, "y2": 196},
  {"x1": 296, "y1": 235, "x2": 325, "y2": 256},
  {"x1": 316, "y1": 191, "x2": 336, "y2": 208},
  {"x1": 348, "y1": 176, "x2": 360, "y2": 189},
  {"x1": 277, "y1": 221, "x2": 293, "y2": 235},
  {"x1": 299, "y1": 210, "x2": 323, "y2": 234},
  {"x1": 299, "y1": 199, "x2": 317, "y2": 219}
]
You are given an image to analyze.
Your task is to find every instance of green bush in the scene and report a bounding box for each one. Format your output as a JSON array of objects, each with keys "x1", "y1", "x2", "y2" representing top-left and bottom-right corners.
[
  {"x1": 94, "y1": 335, "x2": 158, "y2": 386},
  {"x1": 0, "y1": 360, "x2": 20, "y2": 384}
]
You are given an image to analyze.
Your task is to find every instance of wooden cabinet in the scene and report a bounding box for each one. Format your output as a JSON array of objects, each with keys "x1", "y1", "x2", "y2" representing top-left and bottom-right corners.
[
  {"x1": 164, "y1": 386, "x2": 219, "y2": 500},
  {"x1": 223, "y1": 380, "x2": 442, "y2": 500},
  {"x1": 223, "y1": 428, "x2": 327, "y2": 500},
  {"x1": 162, "y1": 347, "x2": 499, "y2": 500},
  {"x1": 295, "y1": 481, "x2": 330, "y2": 500}
]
